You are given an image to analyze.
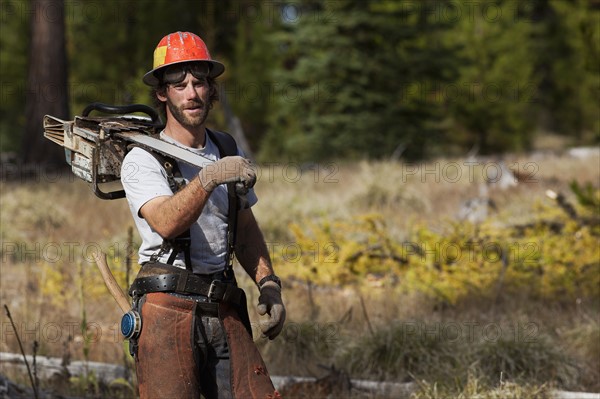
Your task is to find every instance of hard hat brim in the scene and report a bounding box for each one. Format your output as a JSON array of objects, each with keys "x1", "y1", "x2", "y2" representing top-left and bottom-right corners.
[{"x1": 143, "y1": 60, "x2": 225, "y2": 86}]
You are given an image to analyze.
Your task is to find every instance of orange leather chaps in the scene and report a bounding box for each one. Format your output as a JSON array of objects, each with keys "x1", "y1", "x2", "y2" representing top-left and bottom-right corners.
[{"x1": 134, "y1": 292, "x2": 281, "y2": 399}]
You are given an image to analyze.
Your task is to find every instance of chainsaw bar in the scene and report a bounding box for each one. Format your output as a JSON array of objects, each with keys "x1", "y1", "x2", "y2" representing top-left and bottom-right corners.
[{"x1": 114, "y1": 131, "x2": 214, "y2": 168}]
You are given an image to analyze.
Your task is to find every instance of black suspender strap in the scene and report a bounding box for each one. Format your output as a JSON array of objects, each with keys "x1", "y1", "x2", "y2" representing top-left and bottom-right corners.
[
  {"x1": 206, "y1": 129, "x2": 239, "y2": 278},
  {"x1": 146, "y1": 150, "x2": 194, "y2": 271}
]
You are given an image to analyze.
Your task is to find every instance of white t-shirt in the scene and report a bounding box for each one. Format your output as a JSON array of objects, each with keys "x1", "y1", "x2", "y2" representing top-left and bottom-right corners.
[{"x1": 120, "y1": 130, "x2": 257, "y2": 274}]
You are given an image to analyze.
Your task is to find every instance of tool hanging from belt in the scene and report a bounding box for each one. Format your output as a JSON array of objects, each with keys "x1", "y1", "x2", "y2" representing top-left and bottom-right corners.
[{"x1": 147, "y1": 129, "x2": 240, "y2": 275}]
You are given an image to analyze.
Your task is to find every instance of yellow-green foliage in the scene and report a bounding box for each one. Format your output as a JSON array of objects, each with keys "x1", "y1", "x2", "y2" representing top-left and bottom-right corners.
[
  {"x1": 286, "y1": 214, "x2": 401, "y2": 285},
  {"x1": 517, "y1": 220, "x2": 599, "y2": 300},
  {"x1": 404, "y1": 223, "x2": 506, "y2": 304},
  {"x1": 40, "y1": 262, "x2": 77, "y2": 307},
  {"x1": 281, "y1": 191, "x2": 600, "y2": 304},
  {"x1": 39, "y1": 258, "x2": 121, "y2": 308}
]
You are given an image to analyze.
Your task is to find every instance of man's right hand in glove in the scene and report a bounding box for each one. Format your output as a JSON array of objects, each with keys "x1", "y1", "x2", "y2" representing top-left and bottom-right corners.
[{"x1": 198, "y1": 156, "x2": 256, "y2": 193}]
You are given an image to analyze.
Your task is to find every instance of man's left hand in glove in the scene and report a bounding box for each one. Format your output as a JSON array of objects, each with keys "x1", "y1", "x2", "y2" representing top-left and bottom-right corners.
[{"x1": 257, "y1": 280, "x2": 286, "y2": 340}]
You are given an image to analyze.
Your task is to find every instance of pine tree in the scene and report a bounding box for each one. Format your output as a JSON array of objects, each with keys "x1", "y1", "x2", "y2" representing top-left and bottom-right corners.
[
  {"x1": 532, "y1": 0, "x2": 599, "y2": 142},
  {"x1": 226, "y1": 0, "x2": 279, "y2": 152},
  {"x1": 23, "y1": 0, "x2": 69, "y2": 164},
  {"x1": 443, "y1": 0, "x2": 538, "y2": 154},
  {"x1": 259, "y1": 0, "x2": 459, "y2": 162},
  {"x1": 0, "y1": 0, "x2": 29, "y2": 153}
]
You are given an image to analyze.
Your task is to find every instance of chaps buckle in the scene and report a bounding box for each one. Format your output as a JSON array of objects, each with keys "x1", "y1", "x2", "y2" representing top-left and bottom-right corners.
[{"x1": 207, "y1": 280, "x2": 221, "y2": 302}]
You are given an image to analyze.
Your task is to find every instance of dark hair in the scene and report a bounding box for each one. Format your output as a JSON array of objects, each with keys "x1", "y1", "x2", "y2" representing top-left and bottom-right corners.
[{"x1": 150, "y1": 76, "x2": 219, "y2": 120}]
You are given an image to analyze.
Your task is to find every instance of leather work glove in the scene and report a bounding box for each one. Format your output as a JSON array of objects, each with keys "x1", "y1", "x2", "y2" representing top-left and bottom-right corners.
[
  {"x1": 257, "y1": 281, "x2": 286, "y2": 340},
  {"x1": 198, "y1": 156, "x2": 256, "y2": 192}
]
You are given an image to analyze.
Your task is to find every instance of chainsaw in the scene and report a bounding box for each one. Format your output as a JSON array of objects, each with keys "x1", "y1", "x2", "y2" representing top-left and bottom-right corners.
[{"x1": 43, "y1": 102, "x2": 219, "y2": 200}]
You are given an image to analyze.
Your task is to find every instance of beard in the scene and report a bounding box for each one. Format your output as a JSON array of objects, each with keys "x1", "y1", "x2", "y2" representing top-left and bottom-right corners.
[{"x1": 166, "y1": 97, "x2": 210, "y2": 129}]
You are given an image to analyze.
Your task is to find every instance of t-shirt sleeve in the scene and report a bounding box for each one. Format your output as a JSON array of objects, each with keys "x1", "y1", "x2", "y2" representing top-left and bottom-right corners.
[{"x1": 121, "y1": 147, "x2": 173, "y2": 217}]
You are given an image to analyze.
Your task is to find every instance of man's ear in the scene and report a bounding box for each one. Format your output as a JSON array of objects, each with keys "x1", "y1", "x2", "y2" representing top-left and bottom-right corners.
[{"x1": 156, "y1": 88, "x2": 167, "y2": 102}]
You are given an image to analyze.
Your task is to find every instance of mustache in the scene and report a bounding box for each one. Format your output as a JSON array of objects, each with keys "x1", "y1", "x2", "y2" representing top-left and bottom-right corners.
[{"x1": 183, "y1": 100, "x2": 205, "y2": 109}]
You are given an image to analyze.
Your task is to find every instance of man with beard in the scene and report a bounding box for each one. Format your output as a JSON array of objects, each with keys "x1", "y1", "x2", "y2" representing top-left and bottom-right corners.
[{"x1": 120, "y1": 32, "x2": 285, "y2": 399}]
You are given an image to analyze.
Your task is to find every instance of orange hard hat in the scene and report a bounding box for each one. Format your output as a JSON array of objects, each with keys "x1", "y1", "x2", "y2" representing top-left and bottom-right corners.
[{"x1": 143, "y1": 31, "x2": 225, "y2": 86}]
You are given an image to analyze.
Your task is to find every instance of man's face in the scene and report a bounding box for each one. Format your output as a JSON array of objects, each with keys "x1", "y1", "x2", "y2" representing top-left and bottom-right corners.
[{"x1": 161, "y1": 72, "x2": 211, "y2": 129}]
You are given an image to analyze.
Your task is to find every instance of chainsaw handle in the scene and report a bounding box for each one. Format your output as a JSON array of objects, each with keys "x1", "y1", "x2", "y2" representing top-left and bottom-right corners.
[
  {"x1": 82, "y1": 102, "x2": 161, "y2": 124},
  {"x1": 91, "y1": 153, "x2": 126, "y2": 200},
  {"x1": 92, "y1": 176, "x2": 126, "y2": 200}
]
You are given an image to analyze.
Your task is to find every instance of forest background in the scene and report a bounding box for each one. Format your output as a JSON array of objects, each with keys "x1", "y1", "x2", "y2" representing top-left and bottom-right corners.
[{"x1": 0, "y1": 0, "x2": 598, "y2": 163}]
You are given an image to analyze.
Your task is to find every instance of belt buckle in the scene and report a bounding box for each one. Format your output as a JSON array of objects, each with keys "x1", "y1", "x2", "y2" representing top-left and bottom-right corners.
[{"x1": 207, "y1": 280, "x2": 221, "y2": 302}]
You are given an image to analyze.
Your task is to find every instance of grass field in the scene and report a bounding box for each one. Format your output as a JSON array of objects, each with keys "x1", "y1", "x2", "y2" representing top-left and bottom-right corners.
[{"x1": 0, "y1": 148, "x2": 598, "y2": 397}]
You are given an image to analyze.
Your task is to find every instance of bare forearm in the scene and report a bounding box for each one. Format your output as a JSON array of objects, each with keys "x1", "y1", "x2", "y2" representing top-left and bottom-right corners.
[
  {"x1": 235, "y1": 209, "x2": 275, "y2": 285},
  {"x1": 237, "y1": 210, "x2": 286, "y2": 341},
  {"x1": 140, "y1": 155, "x2": 257, "y2": 240},
  {"x1": 140, "y1": 176, "x2": 210, "y2": 239}
]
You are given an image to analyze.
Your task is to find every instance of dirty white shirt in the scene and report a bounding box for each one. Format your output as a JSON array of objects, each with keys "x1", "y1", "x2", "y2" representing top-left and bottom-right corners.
[{"x1": 120, "y1": 130, "x2": 257, "y2": 274}]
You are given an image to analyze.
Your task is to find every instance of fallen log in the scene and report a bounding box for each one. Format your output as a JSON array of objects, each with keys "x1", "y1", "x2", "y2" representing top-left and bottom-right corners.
[
  {"x1": 553, "y1": 392, "x2": 600, "y2": 399},
  {"x1": 2, "y1": 353, "x2": 599, "y2": 398},
  {"x1": 0, "y1": 352, "x2": 128, "y2": 384}
]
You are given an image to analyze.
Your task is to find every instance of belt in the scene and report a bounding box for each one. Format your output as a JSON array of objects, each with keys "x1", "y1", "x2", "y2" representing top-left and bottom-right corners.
[{"x1": 129, "y1": 270, "x2": 243, "y2": 305}]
